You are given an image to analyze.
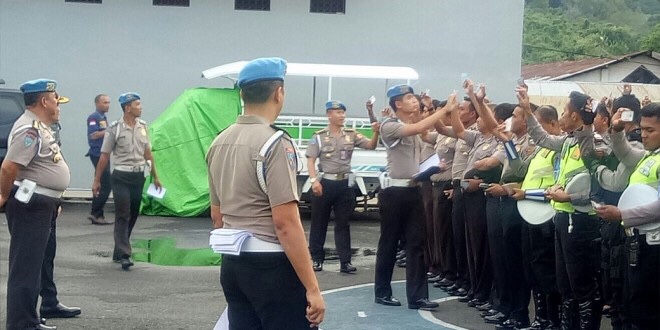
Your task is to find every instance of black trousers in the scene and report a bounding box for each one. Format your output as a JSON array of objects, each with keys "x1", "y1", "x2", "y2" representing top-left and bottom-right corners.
[
  {"x1": 522, "y1": 220, "x2": 558, "y2": 295},
  {"x1": 90, "y1": 154, "x2": 111, "y2": 218},
  {"x1": 554, "y1": 212, "x2": 600, "y2": 301},
  {"x1": 451, "y1": 180, "x2": 470, "y2": 289},
  {"x1": 487, "y1": 196, "x2": 508, "y2": 311},
  {"x1": 221, "y1": 252, "x2": 310, "y2": 330},
  {"x1": 308, "y1": 178, "x2": 355, "y2": 263},
  {"x1": 5, "y1": 189, "x2": 61, "y2": 330},
  {"x1": 40, "y1": 213, "x2": 59, "y2": 308},
  {"x1": 432, "y1": 181, "x2": 456, "y2": 278},
  {"x1": 499, "y1": 197, "x2": 530, "y2": 323},
  {"x1": 601, "y1": 221, "x2": 626, "y2": 329},
  {"x1": 463, "y1": 190, "x2": 492, "y2": 302},
  {"x1": 111, "y1": 170, "x2": 145, "y2": 260},
  {"x1": 621, "y1": 234, "x2": 660, "y2": 329},
  {"x1": 421, "y1": 181, "x2": 440, "y2": 274},
  {"x1": 375, "y1": 186, "x2": 428, "y2": 302}
]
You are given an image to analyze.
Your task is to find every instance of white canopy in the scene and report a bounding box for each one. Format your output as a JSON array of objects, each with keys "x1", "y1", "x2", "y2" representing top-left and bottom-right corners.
[{"x1": 202, "y1": 61, "x2": 419, "y2": 81}]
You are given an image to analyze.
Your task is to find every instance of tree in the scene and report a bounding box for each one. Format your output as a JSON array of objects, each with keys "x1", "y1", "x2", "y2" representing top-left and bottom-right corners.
[{"x1": 642, "y1": 23, "x2": 660, "y2": 51}]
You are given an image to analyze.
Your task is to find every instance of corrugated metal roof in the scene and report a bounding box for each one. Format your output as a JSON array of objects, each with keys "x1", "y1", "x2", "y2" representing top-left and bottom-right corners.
[
  {"x1": 526, "y1": 81, "x2": 660, "y2": 109},
  {"x1": 521, "y1": 51, "x2": 649, "y2": 81}
]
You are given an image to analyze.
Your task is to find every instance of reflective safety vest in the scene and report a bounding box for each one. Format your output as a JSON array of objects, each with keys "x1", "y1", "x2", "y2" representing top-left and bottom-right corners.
[
  {"x1": 521, "y1": 147, "x2": 556, "y2": 190},
  {"x1": 628, "y1": 149, "x2": 660, "y2": 187},
  {"x1": 552, "y1": 140, "x2": 587, "y2": 213}
]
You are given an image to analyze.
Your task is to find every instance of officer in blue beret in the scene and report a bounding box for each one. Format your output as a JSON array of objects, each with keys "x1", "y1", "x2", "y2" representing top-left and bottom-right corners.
[
  {"x1": 306, "y1": 100, "x2": 380, "y2": 273},
  {"x1": 206, "y1": 57, "x2": 325, "y2": 328},
  {"x1": 374, "y1": 85, "x2": 453, "y2": 311},
  {"x1": 92, "y1": 92, "x2": 161, "y2": 270},
  {"x1": 1, "y1": 79, "x2": 81, "y2": 329},
  {"x1": 86, "y1": 94, "x2": 113, "y2": 225}
]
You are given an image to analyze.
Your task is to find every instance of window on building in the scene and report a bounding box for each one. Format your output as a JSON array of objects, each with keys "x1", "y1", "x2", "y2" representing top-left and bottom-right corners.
[
  {"x1": 153, "y1": 0, "x2": 190, "y2": 7},
  {"x1": 235, "y1": 0, "x2": 270, "y2": 11},
  {"x1": 310, "y1": 0, "x2": 345, "y2": 14},
  {"x1": 65, "y1": 0, "x2": 102, "y2": 4}
]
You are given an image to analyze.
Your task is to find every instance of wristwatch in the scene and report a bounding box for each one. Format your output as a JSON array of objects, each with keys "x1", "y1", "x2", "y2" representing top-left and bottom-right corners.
[{"x1": 310, "y1": 177, "x2": 317, "y2": 183}]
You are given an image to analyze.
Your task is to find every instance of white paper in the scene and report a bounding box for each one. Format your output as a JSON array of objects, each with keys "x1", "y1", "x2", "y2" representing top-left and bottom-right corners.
[
  {"x1": 213, "y1": 307, "x2": 229, "y2": 330},
  {"x1": 146, "y1": 183, "x2": 166, "y2": 199},
  {"x1": 209, "y1": 229, "x2": 254, "y2": 255}
]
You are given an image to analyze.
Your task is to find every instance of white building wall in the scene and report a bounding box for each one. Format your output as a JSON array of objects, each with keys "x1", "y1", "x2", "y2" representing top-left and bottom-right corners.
[{"x1": 0, "y1": 0, "x2": 524, "y2": 188}]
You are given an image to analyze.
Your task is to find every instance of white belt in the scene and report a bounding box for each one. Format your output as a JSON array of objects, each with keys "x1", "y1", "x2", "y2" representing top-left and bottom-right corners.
[
  {"x1": 114, "y1": 165, "x2": 145, "y2": 172},
  {"x1": 388, "y1": 178, "x2": 413, "y2": 187},
  {"x1": 241, "y1": 237, "x2": 284, "y2": 253},
  {"x1": 13, "y1": 180, "x2": 64, "y2": 199},
  {"x1": 322, "y1": 173, "x2": 349, "y2": 181}
]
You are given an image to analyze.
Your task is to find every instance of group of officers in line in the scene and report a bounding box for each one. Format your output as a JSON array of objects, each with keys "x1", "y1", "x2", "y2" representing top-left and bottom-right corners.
[{"x1": 1, "y1": 79, "x2": 160, "y2": 329}]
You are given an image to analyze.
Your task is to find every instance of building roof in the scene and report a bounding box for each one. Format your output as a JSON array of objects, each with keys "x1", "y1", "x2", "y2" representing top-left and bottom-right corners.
[{"x1": 521, "y1": 51, "x2": 653, "y2": 81}]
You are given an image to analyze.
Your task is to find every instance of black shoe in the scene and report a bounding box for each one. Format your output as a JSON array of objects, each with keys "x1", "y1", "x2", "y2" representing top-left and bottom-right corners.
[
  {"x1": 427, "y1": 274, "x2": 442, "y2": 283},
  {"x1": 408, "y1": 298, "x2": 439, "y2": 310},
  {"x1": 339, "y1": 262, "x2": 356, "y2": 273},
  {"x1": 35, "y1": 324, "x2": 57, "y2": 330},
  {"x1": 467, "y1": 299, "x2": 487, "y2": 308},
  {"x1": 40, "y1": 303, "x2": 81, "y2": 318},
  {"x1": 480, "y1": 308, "x2": 499, "y2": 318},
  {"x1": 457, "y1": 292, "x2": 472, "y2": 301},
  {"x1": 527, "y1": 318, "x2": 552, "y2": 330},
  {"x1": 494, "y1": 319, "x2": 530, "y2": 329},
  {"x1": 375, "y1": 296, "x2": 401, "y2": 306},
  {"x1": 441, "y1": 283, "x2": 459, "y2": 291},
  {"x1": 436, "y1": 277, "x2": 455, "y2": 287},
  {"x1": 484, "y1": 312, "x2": 508, "y2": 324},
  {"x1": 452, "y1": 288, "x2": 469, "y2": 297},
  {"x1": 40, "y1": 318, "x2": 47, "y2": 324},
  {"x1": 121, "y1": 257, "x2": 134, "y2": 270},
  {"x1": 312, "y1": 261, "x2": 323, "y2": 272},
  {"x1": 476, "y1": 302, "x2": 492, "y2": 311}
]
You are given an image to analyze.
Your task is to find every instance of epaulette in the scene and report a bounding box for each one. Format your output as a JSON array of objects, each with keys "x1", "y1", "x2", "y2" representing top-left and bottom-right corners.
[
  {"x1": 344, "y1": 128, "x2": 356, "y2": 132},
  {"x1": 32, "y1": 120, "x2": 40, "y2": 129},
  {"x1": 314, "y1": 128, "x2": 328, "y2": 135},
  {"x1": 270, "y1": 124, "x2": 293, "y2": 138},
  {"x1": 138, "y1": 119, "x2": 147, "y2": 126},
  {"x1": 109, "y1": 121, "x2": 119, "y2": 128}
]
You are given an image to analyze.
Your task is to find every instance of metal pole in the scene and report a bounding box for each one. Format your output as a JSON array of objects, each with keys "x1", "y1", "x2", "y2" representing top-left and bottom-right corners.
[
  {"x1": 312, "y1": 77, "x2": 317, "y2": 114},
  {"x1": 328, "y1": 77, "x2": 333, "y2": 101}
]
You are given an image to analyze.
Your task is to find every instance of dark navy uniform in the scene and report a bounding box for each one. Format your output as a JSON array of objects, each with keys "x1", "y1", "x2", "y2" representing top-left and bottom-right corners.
[{"x1": 87, "y1": 108, "x2": 111, "y2": 221}]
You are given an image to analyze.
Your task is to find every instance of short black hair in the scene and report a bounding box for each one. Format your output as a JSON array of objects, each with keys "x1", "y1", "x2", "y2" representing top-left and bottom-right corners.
[
  {"x1": 389, "y1": 95, "x2": 404, "y2": 112},
  {"x1": 567, "y1": 91, "x2": 589, "y2": 113},
  {"x1": 613, "y1": 94, "x2": 642, "y2": 124},
  {"x1": 241, "y1": 80, "x2": 283, "y2": 104},
  {"x1": 94, "y1": 94, "x2": 107, "y2": 104},
  {"x1": 640, "y1": 102, "x2": 660, "y2": 121},
  {"x1": 534, "y1": 105, "x2": 558, "y2": 124},
  {"x1": 24, "y1": 92, "x2": 46, "y2": 107},
  {"x1": 595, "y1": 102, "x2": 611, "y2": 125},
  {"x1": 493, "y1": 103, "x2": 516, "y2": 122},
  {"x1": 433, "y1": 99, "x2": 446, "y2": 109}
]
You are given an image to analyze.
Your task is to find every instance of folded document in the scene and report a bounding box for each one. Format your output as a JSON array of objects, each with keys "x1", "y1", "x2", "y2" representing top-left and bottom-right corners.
[{"x1": 209, "y1": 229, "x2": 254, "y2": 255}]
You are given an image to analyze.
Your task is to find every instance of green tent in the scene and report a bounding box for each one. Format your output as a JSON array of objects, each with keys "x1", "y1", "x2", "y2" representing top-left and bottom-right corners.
[{"x1": 141, "y1": 87, "x2": 242, "y2": 216}]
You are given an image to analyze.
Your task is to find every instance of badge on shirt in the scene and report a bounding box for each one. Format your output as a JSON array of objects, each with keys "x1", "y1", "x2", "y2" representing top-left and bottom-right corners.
[
  {"x1": 24, "y1": 130, "x2": 38, "y2": 148},
  {"x1": 570, "y1": 148, "x2": 581, "y2": 160},
  {"x1": 88, "y1": 120, "x2": 97, "y2": 126},
  {"x1": 140, "y1": 128, "x2": 147, "y2": 136},
  {"x1": 285, "y1": 147, "x2": 296, "y2": 170},
  {"x1": 340, "y1": 150, "x2": 348, "y2": 160},
  {"x1": 345, "y1": 135, "x2": 351, "y2": 143},
  {"x1": 99, "y1": 120, "x2": 107, "y2": 128},
  {"x1": 482, "y1": 143, "x2": 491, "y2": 151}
]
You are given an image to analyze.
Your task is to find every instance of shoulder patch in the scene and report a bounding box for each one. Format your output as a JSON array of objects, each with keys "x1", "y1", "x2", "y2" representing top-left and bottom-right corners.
[
  {"x1": 138, "y1": 119, "x2": 147, "y2": 125},
  {"x1": 315, "y1": 128, "x2": 328, "y2": 134},
  {"x1": 344, "y1": 128, "x2": 355, "y2": 132},
  {"x1": 109, "y1": 121, "x2": 119, "y2": 128}
]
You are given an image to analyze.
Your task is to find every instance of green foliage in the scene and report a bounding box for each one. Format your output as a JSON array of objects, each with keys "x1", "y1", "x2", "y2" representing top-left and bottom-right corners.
[
  {"x1": 642, "y1": 23, "x2": 660, "y2": 51},
  {"x1": 523, "y1": 0, "x2": 659, "y2": 64}
]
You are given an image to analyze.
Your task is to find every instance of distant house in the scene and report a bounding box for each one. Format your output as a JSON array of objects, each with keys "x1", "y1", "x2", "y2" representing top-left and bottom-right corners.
[{"x1": 522, "y1": 51, "x2": 660, "y2": 84}]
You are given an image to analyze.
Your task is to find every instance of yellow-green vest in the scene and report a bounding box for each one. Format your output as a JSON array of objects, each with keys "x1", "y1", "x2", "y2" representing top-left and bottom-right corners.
[
  {"x1": 552, "y1": 141, "x2": 587, "y2": 213},
  {"x1": 628, "y1": 150, "x2": 660, "y2": 187},
  {"x1": 521, "y1": 147, "x2": 556, "y2": 190}
]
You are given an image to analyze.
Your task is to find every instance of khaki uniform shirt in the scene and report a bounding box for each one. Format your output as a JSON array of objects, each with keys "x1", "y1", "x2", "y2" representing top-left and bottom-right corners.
[
  {"x1": 431, "y1": 134, "x2": 457, "y2": 182},
  {"x1": 452, "y1": 123, "x2": 478, "y2": 180},
  {"x1": 464, "y1": 130, "x2": 500, "y2": 176},
  {"x1": 498, "y1": 133, "x2": 537, "y2": 183},
  {"x1": 6, "y1": 110, "x2": 70, "y2": 191},
  {"x1": 206, "y1": 115, "x2": 299, "y2": 243},
  {"x1": 381, "y1": 119, "x2": 421, "y2": 179},
  {"x1": 101, "y1": 118, "x2": 150, "y2": 166},
  {"x1": 306, "y1": 128, "x2": 369, "y2": 174}
]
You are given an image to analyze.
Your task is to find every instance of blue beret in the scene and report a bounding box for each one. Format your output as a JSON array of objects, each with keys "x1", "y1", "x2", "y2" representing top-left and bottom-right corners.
[
  {"x1": 119, "y1": 92, "x2": 141, "y2": 105},
  {"x1": 325, "y1": 100, "x2": 346, "y2": 111},
  {"x1": 387, "y1": 84, "x2": 414, "y2": 100},
  {"x1": 20, "y1": 79, "x2": 58, "y2": 94},
  {"x1": 238, "y1": 57, "x2": 287, "y2": 88}
]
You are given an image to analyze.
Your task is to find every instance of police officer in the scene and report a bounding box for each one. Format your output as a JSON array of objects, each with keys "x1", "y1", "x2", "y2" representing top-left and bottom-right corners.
[
  {"x1": 306, "y1": 100, "x2": 379, "y2": 273},
  {"x1": 92, "y1": 92, "x2": 161, "y2": 270},
  {"x1": 596, "y1": 103, "x2": 660, "y2": 330},
  {"x1": 374, "y1": 84, "x2": 450, "y2": 311},
  {"x1": 520, "y1": 88, "x2": 602, "y2": 329},
  {"x1": 86, "y1": 94, "x2": 113, "y2": 225},
  {"x1": 206, "y1": 57, "x2": 325, "y2": 328},
  {"x1": 0, "y1": 79, "x2": 74, "y2": 330}
]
